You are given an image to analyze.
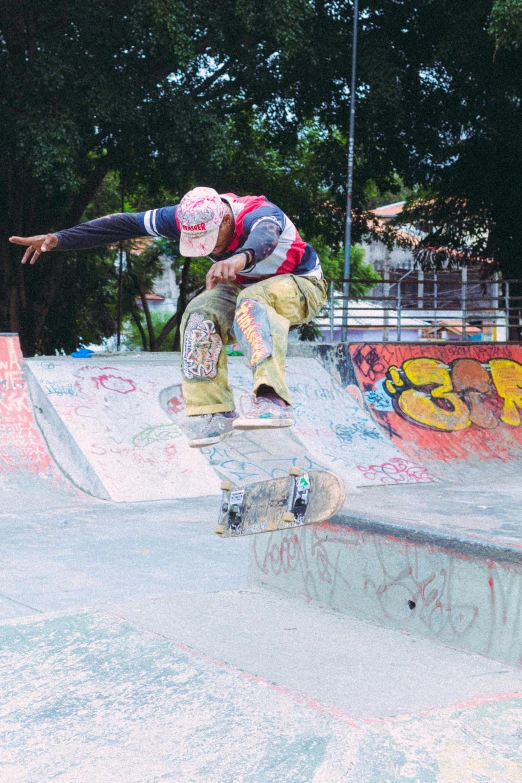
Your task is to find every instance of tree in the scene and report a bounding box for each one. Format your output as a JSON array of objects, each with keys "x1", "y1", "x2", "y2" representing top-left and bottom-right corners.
[{"x1": 1, "y1": 0, "x2": 314, "y2": 355}]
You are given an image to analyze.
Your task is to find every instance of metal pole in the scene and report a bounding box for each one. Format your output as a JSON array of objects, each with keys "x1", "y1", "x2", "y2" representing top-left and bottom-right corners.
[
  {"x1": 433, "y1": 272, "x2": 438, "y2": 340},
  {"x1": 397, "y1": 282, "x2": 402, "y2": 342},
  {"x1": 461, "y1": 266, "x2": 467, "y2": 341},
  {"x1": 505, "y1": 281, "x2": 510, "y2": 342},
  {"x1": 329, "y1": 280, "x2": 335, "y2": 341},
  {"x1": 341, "y1": 0, "x2": 359, "y2": 342},
  {"x1": 382, "y1": 261, "x2": 390, "y2": 342},
  {"x1": 417, "y1": 269, "x2": 424, "y2": 340},
  {"x1": 117, "y1": 174, "x2": 124, "y2": 351}
]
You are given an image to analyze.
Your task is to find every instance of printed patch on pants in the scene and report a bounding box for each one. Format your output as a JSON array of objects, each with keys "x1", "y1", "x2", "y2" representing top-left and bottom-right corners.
[
  {"x1": 183, "y1": 313, "x2": 222, "y2": 380},
  {"x1": 233, "y1": 299, "x2": 273, "y2": 368}
]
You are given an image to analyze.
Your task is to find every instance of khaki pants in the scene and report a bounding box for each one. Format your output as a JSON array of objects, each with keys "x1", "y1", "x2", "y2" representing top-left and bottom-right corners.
[{"x1": 180, "y1": 274, "x2": 327, "y2": 415}]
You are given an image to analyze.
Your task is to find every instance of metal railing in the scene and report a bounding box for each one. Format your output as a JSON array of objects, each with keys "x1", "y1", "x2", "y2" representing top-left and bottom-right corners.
[{"x1": 316, "y1": 275, "x2": 522, "y2": 343}]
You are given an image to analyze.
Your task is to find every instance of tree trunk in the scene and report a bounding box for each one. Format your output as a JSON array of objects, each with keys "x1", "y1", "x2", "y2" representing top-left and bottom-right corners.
[
  {"x1": 172, "y1": 256, "x2": 194, "y2": 352},
  {"x1": 2, "y1": 157, "x2": 110, "y2": 356}
]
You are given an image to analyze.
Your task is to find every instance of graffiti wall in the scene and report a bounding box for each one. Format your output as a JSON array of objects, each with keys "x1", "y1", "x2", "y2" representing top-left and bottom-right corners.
[
  {"x1": 26, "y1": 357, "x2": 221, "y2": 502},
  {"x1": 250, "y1": 522, "x2": 522, "y2": 667},
  {"x1": 0, "y1": 334, "x2": 60, "y2": 481},
  {"x1": 349, "y1": 344, "x2": 522, "y2": 464}
]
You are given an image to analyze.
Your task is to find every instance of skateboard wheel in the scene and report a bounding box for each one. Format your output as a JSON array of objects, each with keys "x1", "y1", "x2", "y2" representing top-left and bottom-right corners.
[
  {"x1": 288, "y1": 466, "x2": 301, "y2": 476},
  {"x1": 266, "y1": 520, "x2": 279, "y2": 532},
  {"x1": 214, "y1": 524, "x2": 226, "y2": 535},
  {"x1": 283, "y1": 512, "x2": 295, "y2": 523},
  {"x1": 220, "y1": 481, "x2": 232, "y2": 491}
]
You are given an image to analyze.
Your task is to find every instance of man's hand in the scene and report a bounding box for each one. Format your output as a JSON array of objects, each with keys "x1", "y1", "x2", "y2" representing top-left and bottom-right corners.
[
  {"x1": 206, "y1": 252, "x2": 249, "y2": 290},
  {"x1": 9, "y1": 233, "x2": 59, "y2": 264}
]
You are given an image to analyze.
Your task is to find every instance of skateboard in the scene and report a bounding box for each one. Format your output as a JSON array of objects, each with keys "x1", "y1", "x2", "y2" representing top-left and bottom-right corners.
[{"x1": 214, "y1": 467, "x2": 345, "y2": 537}]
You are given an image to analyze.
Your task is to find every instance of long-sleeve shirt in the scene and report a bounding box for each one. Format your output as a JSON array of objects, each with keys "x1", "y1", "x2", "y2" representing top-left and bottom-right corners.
[{"x1": 55, "y1": 193, "x2": 322, "y2": 283}]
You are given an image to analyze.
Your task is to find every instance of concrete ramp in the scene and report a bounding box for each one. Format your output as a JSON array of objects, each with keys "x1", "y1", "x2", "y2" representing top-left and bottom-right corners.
[
  {"x1": 0, "y1": 334, "x2": 77, "y2": 504},
  {"x1": 25, "y1": 356, "x2": 221, "y2": 502},
  {"x1": 9, "y1": 336, "x2": 521, "y2": 503},
  {"x1": 23, "y1": 350, "x2": 429, "y2": 502},
  {"x1": 0, "y1": 334, "x2": 66, "y2": 482}
]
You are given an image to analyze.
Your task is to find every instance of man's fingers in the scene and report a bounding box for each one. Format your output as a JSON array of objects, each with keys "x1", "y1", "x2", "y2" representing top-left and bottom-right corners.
[
  {"x1": 29, "y1": 250, "x2": 41, "y2": 265},
  {"x1": 9, "y1": 236, "x2": 34, "y2": 246},
  {"x1": 21, "y1": 247, "x2": 34, "y2": 265}
]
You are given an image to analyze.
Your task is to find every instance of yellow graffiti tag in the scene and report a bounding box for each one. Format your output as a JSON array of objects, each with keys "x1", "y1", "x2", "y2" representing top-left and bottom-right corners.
[
  {"x1": 489, "y1": 359, "x2": 522, "y2": 426},
  {"x1": 386, "y1": 358, "x2": 471, "y2": 431}
]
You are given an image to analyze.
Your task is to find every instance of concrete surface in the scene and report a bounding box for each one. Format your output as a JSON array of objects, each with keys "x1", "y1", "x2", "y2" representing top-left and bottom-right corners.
[
  {"x1": 1, "y1": 485, "x2": 522, "y2": 781},
  {"x1": 3, "y1": 335, "x2": 522, "y2": 778}
]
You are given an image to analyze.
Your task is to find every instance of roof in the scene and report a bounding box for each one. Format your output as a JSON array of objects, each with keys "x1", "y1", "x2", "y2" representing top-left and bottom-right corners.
[{"x1": 371, "y1": 202, "x2": 406, "y2": 219}]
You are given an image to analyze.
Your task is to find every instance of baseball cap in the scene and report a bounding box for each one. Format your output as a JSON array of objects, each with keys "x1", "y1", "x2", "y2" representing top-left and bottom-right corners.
[{"x1": 178, "y1": 187, "x2": 225, "y2": 257}]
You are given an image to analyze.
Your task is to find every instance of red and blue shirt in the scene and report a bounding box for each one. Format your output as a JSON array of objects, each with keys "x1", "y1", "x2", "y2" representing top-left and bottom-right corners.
[{"x1": 55, "y1": 193, "x2": 322, "y2": 283}]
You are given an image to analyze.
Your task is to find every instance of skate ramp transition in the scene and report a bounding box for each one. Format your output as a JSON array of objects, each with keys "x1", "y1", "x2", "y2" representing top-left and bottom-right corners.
[{"x1": 3, "y1": 334, "x2": 522, "y2": 502}]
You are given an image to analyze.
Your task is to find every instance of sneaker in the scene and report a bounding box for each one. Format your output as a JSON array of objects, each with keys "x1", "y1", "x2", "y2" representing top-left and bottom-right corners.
[
  {"x1": 233, "y1": 396, "x2": 294, "y2": 430},
  {"x1": 188, "y1": 412, "x2": 236, "y2": 447}
]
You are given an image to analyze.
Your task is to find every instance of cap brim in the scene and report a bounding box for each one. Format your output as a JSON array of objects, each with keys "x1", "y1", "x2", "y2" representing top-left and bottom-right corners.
[{"x1": 179, "y1": 228, "x2": 219, "y2": 258}]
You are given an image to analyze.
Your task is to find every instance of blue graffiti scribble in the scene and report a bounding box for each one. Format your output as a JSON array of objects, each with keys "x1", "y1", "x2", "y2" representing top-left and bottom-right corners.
[
  {"x1": 334, "y1": 420, "x2": 382, "y2": 444},
  {"x1": 365, "y1": 378, "x2": 394, "y2": 412},
  {"x1": 45, "y1": 382, "x2": 78, "y2": 397}
]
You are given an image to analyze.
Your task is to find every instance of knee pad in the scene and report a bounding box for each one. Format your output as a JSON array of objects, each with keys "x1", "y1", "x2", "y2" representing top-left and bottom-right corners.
[
  {"x1": 182, "y1": 312, "x2": 223, "y2": 380},
  {"x1": 233, "y1": 298, "x2": 273, "y2": 368}
]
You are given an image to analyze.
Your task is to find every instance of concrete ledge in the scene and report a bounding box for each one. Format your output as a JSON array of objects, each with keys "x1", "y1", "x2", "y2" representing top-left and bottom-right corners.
[
  {"x1": 333, "y1": 510, "x2": 522, "y2": 565},
  {"x1": 249, "y1": 519, "x2": 522, "y2": 666}
]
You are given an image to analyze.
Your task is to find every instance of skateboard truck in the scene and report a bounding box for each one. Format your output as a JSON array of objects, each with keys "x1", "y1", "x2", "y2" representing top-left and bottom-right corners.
[
  {"x1": 215, "y1": 480, "x2": 246, "y2": 535},
  {"x1": 265, "y1": 466, "x2": 310, "y2": 532}
]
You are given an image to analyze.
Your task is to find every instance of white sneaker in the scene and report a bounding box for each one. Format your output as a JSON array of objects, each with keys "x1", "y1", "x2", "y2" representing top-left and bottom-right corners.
[
  {"x1": 233, "y1": 396, "x2": 294, "y2": 430},
  {"x1": 189, "y1": 412, "x2": 236, "y2": 447}
]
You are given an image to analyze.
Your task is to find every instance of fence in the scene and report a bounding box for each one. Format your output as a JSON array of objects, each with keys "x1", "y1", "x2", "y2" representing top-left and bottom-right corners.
[{"x1": 316, "y1": 273, "x2": 522, "y2": 343}]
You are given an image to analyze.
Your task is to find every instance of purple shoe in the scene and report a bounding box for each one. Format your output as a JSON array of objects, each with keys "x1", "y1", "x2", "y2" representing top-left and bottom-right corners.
[{"x1": 233, "y1": 396, "x2": 294, "y2": 430}]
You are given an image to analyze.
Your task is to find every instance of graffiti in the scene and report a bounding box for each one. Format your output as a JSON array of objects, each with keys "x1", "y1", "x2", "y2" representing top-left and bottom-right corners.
[
  {"x1": 44, "y1": 382, "x2": 79, "y2": 397},
  {"x1": 183, "y1": 312, "x2": 222, "y2": 380},
  {"x1": 251, "y1": 522, "x2": 522, "y2": 665},
  {"x1": 166, "y1": 395, "x2": 184, "y2": 415},
  {"x1": 490, "y1": 359, "x2": 522, "y2": 426},
  {"x1": 384, "y1": 357, "x2": 522, "y2": 431},
  {"x1": 364, "y1": 378, "x2": 394, "y2": 412},
  {"x1": 92, "y1": 374, "x2": 137, "y2": 395},
  {"x1": 233, "y1": 298, "x2": 272, "y2": 368},
  {"x1": 357, "y1": 458, "x2": 431, "y2": 484},
  {"x1": 132, "y1": 423, "x2": 181, "y2": 448},
  {"x1": 334, "y1": 421, "x2": 382, "y2": 445},
  {"x1": 0, "y1": 335, "x2": 62, "y2": 479},
  {"x1": 352, "y1": 344, "x2": 393, "y2": 382}
]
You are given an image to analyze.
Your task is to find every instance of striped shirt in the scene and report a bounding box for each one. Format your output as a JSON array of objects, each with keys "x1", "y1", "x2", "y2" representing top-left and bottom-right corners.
[{"x1": 55, "y1": 193, "x2": 322, "y2": 282}]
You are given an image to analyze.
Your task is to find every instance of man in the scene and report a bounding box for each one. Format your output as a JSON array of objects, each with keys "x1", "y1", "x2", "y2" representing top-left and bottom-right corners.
[{"x1": 10, "y1": 187, "x2": 327, "y2": 447}]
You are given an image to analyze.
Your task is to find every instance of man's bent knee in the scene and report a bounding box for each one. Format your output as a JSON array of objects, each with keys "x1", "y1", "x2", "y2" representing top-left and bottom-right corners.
[{"x1": 182, "y1": 311, "x2": 223, "y2": 381}]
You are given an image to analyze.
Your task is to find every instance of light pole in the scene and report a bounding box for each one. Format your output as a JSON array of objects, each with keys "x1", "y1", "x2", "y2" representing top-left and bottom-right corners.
[
  {"x1": 117, "y1": 172, "x2": 124, "y2": 352},
  {"x1": 341, "y1": 0, "x2": 359, "y2": 342}
]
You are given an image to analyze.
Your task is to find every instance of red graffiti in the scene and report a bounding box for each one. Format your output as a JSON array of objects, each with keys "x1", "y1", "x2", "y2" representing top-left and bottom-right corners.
[{"x1": 92, "y1": 374, "x2": 137, "y2": 394}]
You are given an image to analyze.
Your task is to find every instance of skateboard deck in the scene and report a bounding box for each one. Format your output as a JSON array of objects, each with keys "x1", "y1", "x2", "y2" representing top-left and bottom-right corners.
[{"x1": 215, "y1": 467, "x2": 345, "y2": 537}]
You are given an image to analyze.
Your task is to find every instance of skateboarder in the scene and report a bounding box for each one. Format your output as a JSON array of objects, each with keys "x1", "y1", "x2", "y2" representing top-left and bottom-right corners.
[{"x1": 10, "y1": 187, "x2": 326, "y2": 446}]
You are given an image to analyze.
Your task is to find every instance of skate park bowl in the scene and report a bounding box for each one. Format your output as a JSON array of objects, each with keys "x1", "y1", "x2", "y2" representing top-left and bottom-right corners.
[{"x1": 2, "y1": 333, "x2": 522, "y2": 665}]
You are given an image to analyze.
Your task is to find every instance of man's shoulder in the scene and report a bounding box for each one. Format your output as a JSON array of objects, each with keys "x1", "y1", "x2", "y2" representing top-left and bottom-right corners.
[{"x1": 227, "y1": 195, "x2": 285, "y2": 233}]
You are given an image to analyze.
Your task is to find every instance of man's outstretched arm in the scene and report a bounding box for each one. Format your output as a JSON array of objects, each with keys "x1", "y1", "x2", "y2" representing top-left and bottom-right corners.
[{"x1": 10, "y1": 206, "x2": 180, "y2": 264}]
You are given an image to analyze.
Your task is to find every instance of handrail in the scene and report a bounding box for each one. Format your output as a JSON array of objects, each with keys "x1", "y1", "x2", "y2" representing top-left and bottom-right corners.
[{"x1": 313, "y1": 273, "x2": 521, "y2": 343}]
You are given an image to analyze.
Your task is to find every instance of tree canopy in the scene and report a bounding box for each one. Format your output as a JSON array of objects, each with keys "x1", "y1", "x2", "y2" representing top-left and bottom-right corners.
[
  {"x1": 3, "y1": 0, "x2": 522, "y2": 352},
  {"x1": 1, "y1": 0, "x2": 321, "y2": 354}
]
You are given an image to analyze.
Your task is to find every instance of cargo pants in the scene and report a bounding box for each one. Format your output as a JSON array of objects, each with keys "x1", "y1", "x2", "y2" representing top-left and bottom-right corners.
[{"x1": 180, "y1": 274, "x2": 327, "y2": 415}]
